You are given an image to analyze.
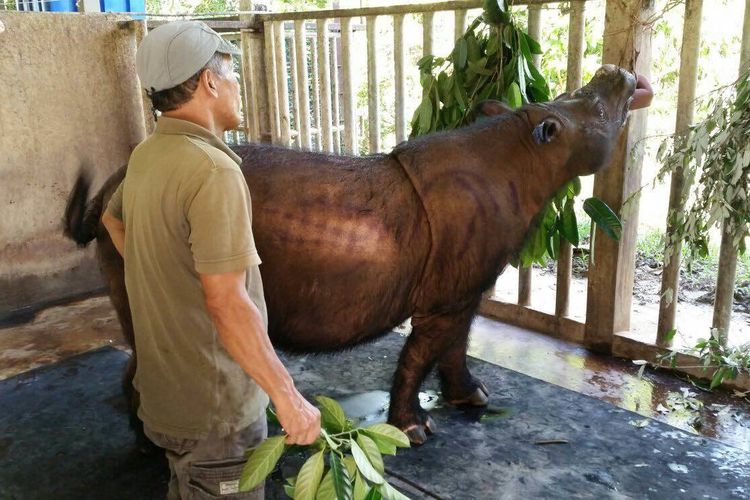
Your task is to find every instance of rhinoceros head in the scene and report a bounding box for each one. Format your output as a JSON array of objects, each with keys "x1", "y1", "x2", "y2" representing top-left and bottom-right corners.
[{"x1": 477, "y1": 64, "x2": 637, "y2": 178}]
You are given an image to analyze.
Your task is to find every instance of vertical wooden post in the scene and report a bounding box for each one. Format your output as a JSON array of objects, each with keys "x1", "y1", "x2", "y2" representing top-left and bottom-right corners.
[
  {"x1": 316, "y1": 19, "x2": 334, "y2": 153},
  {"x1": 367, "y1": 16, "x2": 381, "y2": 153},
  {"x1": 263, "y1": 21, "x2": 281, "y2": 144},
  {"x1": 711, "y1": 0, "x2": 750, "y2": 346},
  {"x1": 273, "y1": 20, "x2": 292, "y2": 146},
  {"x1": 393, "y1": 14, "x2": 407, "y2": 144},
  {"x1": 288, "y1": 28, "x2": 301, "y2": 148},
  {"x1": 331, "y1": 37, "x2": 342, "y2": 154},
  {"x1": 422, "y1": 11, "x2": 434, "y2": 57},
  {"x1": 656, "y1": 0, "x2": 703, "y2": 346},
  {"x1": 556, "y1": 0, "x2": 586, "y2": 318},
  {"x1": 584, "y1": 0, "x2": 654, "y2": 353},
  {"x1": 517, "y1": 3, "x2": 544, "y2": 308},
  {"x1": 132, "y1": 20, "x2": 155, "y2": 135},
  {"x1": 294, "y1": 20, "x2": 311, "y2": 149},
  {"x1": 454, "y1": 9, "x2": 467, "y2": 40},
  {"x1": 310, "y1": 36, "x2": 321, "y2": 150},
  {"x1": 341, "y1": 17, "x2": 358, "y2": 154}
]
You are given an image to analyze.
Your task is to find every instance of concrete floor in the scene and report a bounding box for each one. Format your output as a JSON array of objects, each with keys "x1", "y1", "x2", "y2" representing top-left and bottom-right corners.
[{"x1": 1, "y1": 295, "x2": 748, "y2": 453}]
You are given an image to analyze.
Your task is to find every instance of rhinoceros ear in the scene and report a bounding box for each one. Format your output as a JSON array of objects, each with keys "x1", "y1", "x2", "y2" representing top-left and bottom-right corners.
[
  {"x1": 532, "y1": 117, "x2": 562, "y2": 144},
  {"x1": 475, "y1": 100, "x2": 513, "y2": 118}
]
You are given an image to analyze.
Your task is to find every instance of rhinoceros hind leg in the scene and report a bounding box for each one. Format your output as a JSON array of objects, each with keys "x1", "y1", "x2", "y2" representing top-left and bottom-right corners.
[{"x1": 436, "y1": 312, "x2": 490, "y2": 407}]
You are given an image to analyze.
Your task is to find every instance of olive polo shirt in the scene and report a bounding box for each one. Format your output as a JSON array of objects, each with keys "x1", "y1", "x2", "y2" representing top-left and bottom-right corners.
[{"x1": 108, "y1": 117, "x2": 269, "y2": 440}]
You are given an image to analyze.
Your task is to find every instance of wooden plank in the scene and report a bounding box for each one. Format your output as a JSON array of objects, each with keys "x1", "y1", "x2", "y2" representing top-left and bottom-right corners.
[
  {"x1": 657, "y1": 0, "x2": 703, "y2": 346},
  {"x1": 341, "y1": 17, "x2": 358, "y2": 154},
  {"x1": 394, "y1": 14, "x2": 407, "y2": 144},
  {"x1": 367, "y1": 16, "x2": 381, "y2": 153},
  {"x1": 263, "y1": 21, "x2": 280, "y2": 144},
  {"x1": 316, "y1": 19, "x2": 334, "y2": 153},
  {"x1": 294, "y1": 20, "x2": 311, "y2": 149},
  {"x1": 422, "y1": 11, "x2": 434, "y2": 57},
  {"x1": 254, "y1": 1, "x2": 571, "y2": 23},
  {"x1": 612, "y1": 334, "x2": 750, "y2": 391},
  {"x1": 273, "y1": 20, "x2": 292, "y2": 146},
  {"x1": 556, "y1": 0, "x2": 585, "y2": 318},
  {"x1": 454, "y1": 9, "x2": 466, "y2": 40},
  {"x1": 310, "y1": 35, "x2": 321, "y2": 150},
  {"x1": 479, "y1": 298, "x2": 585, "y2": 344},
  {"x1": 146, "y1": 19, "x2": 260, "y2": 32},
  {"x1": 584, "y1": 0, "x2": 654, "y2": 354}
]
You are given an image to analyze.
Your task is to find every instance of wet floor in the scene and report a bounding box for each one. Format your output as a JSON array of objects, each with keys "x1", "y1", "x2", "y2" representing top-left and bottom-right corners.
[{"x1": 1, "y1": 295, "x2": 748, "y2": 452}]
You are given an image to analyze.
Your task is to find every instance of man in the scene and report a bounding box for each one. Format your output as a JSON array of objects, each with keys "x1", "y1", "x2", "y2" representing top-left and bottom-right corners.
[{"x1": 101, "y1": 21, "x2": 320, "y2": 499}]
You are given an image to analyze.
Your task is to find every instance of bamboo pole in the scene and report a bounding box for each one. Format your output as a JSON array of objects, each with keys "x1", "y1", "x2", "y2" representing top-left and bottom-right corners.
[
  {"x1": 273, "y1": 20, "x2": 292, "y2": 146},
  {"x1": 341, "y1": 17, "x2": 358, "y2": 154},
  {"x1": 316, "y1": 19, "x2": 334, "y2": 153},
  {"x1": 294, "y1": 20, "x2": 311, "y2": 149},
  {"x1": 711, "y1": 0, "x2": 750, "y2": 346},
  {"x1": 394, "y1": 14, "x2": 407, "y2": 144},
  {"x1": 367, "y1": 16, "x2": 381, "y2": 153},
  {"x1": 556, "y1": 0, "x2": 585, "y2": 318},
  {"x1": 656, "y1": 0, "x2": 703, "y2": 346}
]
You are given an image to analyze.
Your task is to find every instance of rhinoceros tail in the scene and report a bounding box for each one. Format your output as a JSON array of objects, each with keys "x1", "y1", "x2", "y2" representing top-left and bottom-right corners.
[{"x1": 63, "y1": 170, "x2": 99, "y2": 247}]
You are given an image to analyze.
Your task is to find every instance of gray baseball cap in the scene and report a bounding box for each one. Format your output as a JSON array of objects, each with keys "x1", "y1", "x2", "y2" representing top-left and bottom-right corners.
[{"x1": 136, "y1": 21, "x2": 240, "y2": 92}]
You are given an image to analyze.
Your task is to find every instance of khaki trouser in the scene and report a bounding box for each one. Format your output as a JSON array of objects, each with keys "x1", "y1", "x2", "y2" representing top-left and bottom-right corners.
[{"x1": 144, "y1": 418, "x2": 267, "y2": 499}]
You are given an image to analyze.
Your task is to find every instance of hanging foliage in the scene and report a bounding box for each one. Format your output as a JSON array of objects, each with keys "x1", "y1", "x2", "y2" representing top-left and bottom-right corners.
[
  {"x1": 409, "y1": 0, "x2": 621, "y2": 267},
  {"x1": 657, "y1": 68, "x2": 750, "y2": 258}
]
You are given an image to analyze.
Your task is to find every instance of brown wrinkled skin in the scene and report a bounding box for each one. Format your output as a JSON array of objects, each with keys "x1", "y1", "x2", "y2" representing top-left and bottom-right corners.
[{"x1": 65, "y1": 66, "x2": 636, "y2": 445}]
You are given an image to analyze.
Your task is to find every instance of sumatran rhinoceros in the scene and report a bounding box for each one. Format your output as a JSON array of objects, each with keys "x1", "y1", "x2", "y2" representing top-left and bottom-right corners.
[{"x1": 64, "y1": 65, "x2": 636, "y2": 446}]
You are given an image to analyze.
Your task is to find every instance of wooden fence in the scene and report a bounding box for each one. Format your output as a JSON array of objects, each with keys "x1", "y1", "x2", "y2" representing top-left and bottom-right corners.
[{"x1": 130, "y1": 0, "x2": 750, "y2": 388}]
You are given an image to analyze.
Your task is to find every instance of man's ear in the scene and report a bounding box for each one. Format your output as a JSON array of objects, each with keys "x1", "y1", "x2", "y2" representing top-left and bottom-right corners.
[
  {"x1": 200, "y1": 70, "x2": 219, "y2": 96},
  {"x1": 532, "y1": 117, "x2": 562, "y2": 144},
  {"x1": 475, "y1": 100, "x2": 514, "y2": 118}
]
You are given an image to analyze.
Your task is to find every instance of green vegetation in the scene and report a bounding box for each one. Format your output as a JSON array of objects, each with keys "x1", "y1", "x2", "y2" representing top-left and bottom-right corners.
[{"x1": 241, "y1": 397, "x2": 411, "y2": 499}]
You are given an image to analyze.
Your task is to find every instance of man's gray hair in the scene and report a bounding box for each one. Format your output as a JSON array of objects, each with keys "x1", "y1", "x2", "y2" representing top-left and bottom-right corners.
[{"x1": 148, "y1": 52, "x2": 233, "y2": 114}]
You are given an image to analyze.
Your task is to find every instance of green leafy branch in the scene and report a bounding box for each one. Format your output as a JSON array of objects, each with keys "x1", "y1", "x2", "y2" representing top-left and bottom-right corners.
[
  {"x1": 239, "y1": 396, "x2": 411, "y2": 499},
  {"x1": 409, "y1": 0, "x2": 622, "y2": 268},
  {"x1": 656, "y1": 68, "x2": 750, "y2": 260}
]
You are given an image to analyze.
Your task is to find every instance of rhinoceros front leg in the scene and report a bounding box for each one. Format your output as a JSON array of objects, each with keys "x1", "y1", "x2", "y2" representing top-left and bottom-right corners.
[
  {"x1": 437, "y1": 333, "x2": 490, "y2": 406},
  {"x1": 388, "y1": 304, "x2": 479, "y2": 444}
]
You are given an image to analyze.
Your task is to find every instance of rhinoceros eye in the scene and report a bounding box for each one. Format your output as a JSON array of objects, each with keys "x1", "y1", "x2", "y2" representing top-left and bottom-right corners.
[{"x1": 596, "y1": 101, "x2": 607, "y2": 122}]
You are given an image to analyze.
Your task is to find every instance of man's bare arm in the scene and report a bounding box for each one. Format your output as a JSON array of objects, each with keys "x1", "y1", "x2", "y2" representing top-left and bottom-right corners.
[
  {"x1": 102, "y1": 209, "x2": 125, "y2": 257},
  {"x1": 200, "y1": 270, "x2": 321, "y2": 445}
]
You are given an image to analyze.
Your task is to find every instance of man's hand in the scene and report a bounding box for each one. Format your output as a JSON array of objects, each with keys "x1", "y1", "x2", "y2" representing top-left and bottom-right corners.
[
  {"x1": 631, "y1": 74, "x2": 654, "y2": 110},
  {"x1": 274, "y1": 392, "x2": 321, "y2": 446},
  {"x1": 101, "y1": 209, "x2": 125, "y2": 257}
]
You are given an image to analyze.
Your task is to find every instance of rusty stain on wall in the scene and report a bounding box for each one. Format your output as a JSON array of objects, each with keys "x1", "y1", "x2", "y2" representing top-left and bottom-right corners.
[{"x1": 0, "y1": 13, "x2": 147, "y2": 321}]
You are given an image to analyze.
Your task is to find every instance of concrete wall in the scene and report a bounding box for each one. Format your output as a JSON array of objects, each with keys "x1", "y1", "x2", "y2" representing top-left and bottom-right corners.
[{"x1": 0, "y1": 12, "x2": 147, "y2": 323}]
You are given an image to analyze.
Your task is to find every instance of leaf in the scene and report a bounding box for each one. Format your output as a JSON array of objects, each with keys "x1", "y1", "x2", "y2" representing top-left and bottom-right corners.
[
  {"x1": 240, "y1": 435, "x2": 286, "y2": 492},
  {"x1": 418, "y1": 97, "x2": 434, "y2": 134},
  {"x1": 295, "y1": 450, "x2": 326, "y2": 500},
  {"x1": 352, "y1": 472, "x2": 369, "y2": 500},
  {"x1": 356, "y1": 434, "x2": 385, "y2": 475},
  {"x1": 583, "y1": 198, "x2": 622, "y2": 241},
  {"x1": 316, "y1": 470, "x2": 337, "y2": 500},
  {"x1": 378, "y1": 482, "x2": 410, "y2": 500},
  {"x1": 342, "y1": 457, "x2": 357, "y2": 479},
  {"x1": 362, "y1": 424, "x2": 410, "y2": 448},
  {"x1": 505, "y1": 82, "x2": 522, "y2": 109},
  {"x1": 665, "y1": 328, "x2": 678, "y2": 343},
  {"x1": 329, "y1": 452, "x2": 353, "y2": 500},
  {"x1": 456, "y1": 38, "x2": 468, "y2": 70},
  {"x1": 350, "y1": 439, "x2": 384, "y2": 485},
  {"x1": 710, "y1": 367, "x2": 726, "y2": 390},
  {"x1": 363, "y1": 488, "x2": 383, "y2": 500},
  {"x1": 559, "y1": 198, "x2": 579, "y2": 246},
  {"x1": 316, "y1": 396, "x2": 348, "y2": 433}
]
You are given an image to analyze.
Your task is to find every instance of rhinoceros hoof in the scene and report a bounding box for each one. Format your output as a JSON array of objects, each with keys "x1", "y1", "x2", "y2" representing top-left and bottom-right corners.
[
  {"x1": 446, "y1": 382, "x2": 490, "y2": 407},
  {"x1": 402, "y1": 415, "x2": 437, "y2": 445}
]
